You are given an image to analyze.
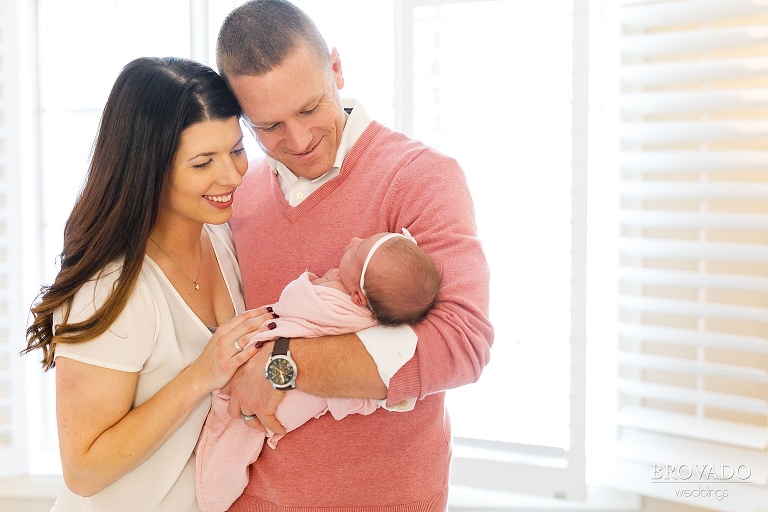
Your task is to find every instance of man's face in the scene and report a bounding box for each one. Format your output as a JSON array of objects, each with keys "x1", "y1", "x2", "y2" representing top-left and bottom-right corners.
[{"x1": 228, "y1": 44, "x2": 347, "y2": 180}]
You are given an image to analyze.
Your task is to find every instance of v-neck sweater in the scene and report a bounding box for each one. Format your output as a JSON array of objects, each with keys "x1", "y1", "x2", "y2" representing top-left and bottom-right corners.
[{"x1": 229, "y1": 121, "x2": 493, "y2": 511}]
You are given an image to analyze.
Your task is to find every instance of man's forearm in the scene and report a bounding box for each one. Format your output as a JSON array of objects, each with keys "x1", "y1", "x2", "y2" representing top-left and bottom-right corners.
[{"x1": 289, "y1": 333, "x2": 388, "y2": 399}]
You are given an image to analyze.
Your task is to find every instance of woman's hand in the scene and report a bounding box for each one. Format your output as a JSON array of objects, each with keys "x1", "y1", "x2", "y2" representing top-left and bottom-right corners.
[
  {"x1": 189, "y1": 307, "x2": 274, "y2": 393},
  {"x1": 55, "y1": 307, "x2": 276, "y2": 496}
]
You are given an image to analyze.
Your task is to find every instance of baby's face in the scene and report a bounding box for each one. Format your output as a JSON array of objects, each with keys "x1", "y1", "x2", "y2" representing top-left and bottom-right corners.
[{"x1": 338, "y1": 233, "x2": 389, "y2": 294}]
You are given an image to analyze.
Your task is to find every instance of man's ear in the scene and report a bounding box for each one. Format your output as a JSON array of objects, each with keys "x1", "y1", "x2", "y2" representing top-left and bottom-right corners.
[
  {"x1": 351, "y1": 289, "x2": 367, "y2": 308},
  {"x1": 330, "y1": 47, "x2": 345, "y2": 90}
]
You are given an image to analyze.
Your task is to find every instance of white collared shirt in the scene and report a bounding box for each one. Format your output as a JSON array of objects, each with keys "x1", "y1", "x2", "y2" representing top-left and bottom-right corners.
[{"x1": 265, "y1": 99, "x2": 415, "y2": 411}]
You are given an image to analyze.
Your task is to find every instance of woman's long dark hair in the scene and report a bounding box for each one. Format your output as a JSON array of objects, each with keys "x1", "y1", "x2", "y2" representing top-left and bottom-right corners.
[{"x1": 23, "y1": 57, "x2": 241, "y2": 370}]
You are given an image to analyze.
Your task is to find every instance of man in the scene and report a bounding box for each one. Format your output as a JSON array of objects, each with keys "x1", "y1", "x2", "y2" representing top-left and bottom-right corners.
[{"x1": 218, "y1": 1, "x2": 493, "y2": 509}]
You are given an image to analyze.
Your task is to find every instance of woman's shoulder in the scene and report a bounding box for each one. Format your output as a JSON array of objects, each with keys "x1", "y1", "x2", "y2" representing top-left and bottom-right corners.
[
  {"x1": 61, "y1": 258, "x2": 163, "y2": 324},
  {"x1": 68, "y1": 260, "x2": 127, "y2": 313},
  {"x1": 54, "y1": 259, "x2": 161, "y2": 371}
]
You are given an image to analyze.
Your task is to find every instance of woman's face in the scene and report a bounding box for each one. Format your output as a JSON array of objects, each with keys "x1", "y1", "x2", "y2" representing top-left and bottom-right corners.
[{"x1": 162, "y1": 116, "x2": 248, "y2": 227}]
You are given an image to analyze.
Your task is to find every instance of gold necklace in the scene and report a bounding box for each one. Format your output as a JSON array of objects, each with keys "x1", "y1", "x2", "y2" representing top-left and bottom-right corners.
[{"x1": 149, "y1": 237, "x2": 202, "y2": 290}]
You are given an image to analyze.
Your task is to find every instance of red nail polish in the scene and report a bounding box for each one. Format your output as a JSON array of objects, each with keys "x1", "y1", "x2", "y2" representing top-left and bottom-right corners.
[
  {"x1": 266, "y1": 306, "x2": 273, "y2": 313},
  {"x1": 272, "y1": 313, "x2": 280, "y2": 319},
  {"x1": 268, "y1": 322, "x2": 276, "y2": 330}
]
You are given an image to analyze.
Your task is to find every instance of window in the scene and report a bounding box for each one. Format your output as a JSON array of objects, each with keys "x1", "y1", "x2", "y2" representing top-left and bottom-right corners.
[{"x1": 0, "y1": 0, "x2": 33, "y2": 478}]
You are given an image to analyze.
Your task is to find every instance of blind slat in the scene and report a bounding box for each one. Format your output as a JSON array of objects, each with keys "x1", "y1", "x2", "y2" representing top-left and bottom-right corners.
[
  {"x1": 621, "y1": 0, "x2": 768, "y2": 31},
  {"x1": 618, "y1": 380, "x2": 768, "y2": 414},
  {"x1": 620, "y1": 211, "x2": 768, "y2": 230},
  {"x1": 619, "y1": 267, "x2": 768, "y2": 293},
  {"x1": 618, "y1": 323, "x2": 768, "y2": 353},
  {"x1": 621, "y1": 150, "x2": 768, "y2": 173},
  {"x1": 621, "y1": 89, "x2": 768, "y2": 115},
  {"x1": 618, "y1": 352, "x2": 768, "y2": 382},
  {"x1": 619, "y1": 237, "x2": 768, "y2": 261},
  {"x1": 622, "y1": 58, "x2": 768, "y2": 87},
  {"x1": 620, "y1": 182, "x2": 768, "y2": 199},
  {"x1": 620, "y1": 120, "x2": 768, "y2": 144},
  {"x1": 619, "y1": 295, "x2": 768, "y2": 322},
  {"x1": 622, "y1": 27, "x2": 768, "y2": 58},
  {"x1": 618, "y1": 406, "x2": 768, "y2": 449}
]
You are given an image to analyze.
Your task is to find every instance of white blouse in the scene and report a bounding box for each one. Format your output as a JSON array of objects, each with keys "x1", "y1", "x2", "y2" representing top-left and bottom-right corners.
[{"x1": 51, "y1": 223, "x2": 244, "y2": 512}]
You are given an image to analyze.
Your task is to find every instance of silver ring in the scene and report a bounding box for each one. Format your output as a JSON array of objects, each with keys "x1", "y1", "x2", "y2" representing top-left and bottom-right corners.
[
  {"x1": 234, "y1": 339, "x2": 243, "y2": 352},
  {"x1": 241, "y1": 412, "x2": 257, "y2": 421}
]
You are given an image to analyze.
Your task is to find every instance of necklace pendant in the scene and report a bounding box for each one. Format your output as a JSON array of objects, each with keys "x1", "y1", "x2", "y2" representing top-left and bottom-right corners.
[{"x1": 194, "y1": 282, "x2": 200, "y2": 290}]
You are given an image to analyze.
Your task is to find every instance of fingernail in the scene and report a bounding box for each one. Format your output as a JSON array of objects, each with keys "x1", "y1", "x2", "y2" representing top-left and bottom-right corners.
[
  {"x1": 272, "y1": 313, "x2": 280, "y2": 318},
  {"x1": 266, "y1": 306, "x2": 273, "y2": 313},
  {"x1": 268, "y1": 322, "x2": 276, "y2": 330}
]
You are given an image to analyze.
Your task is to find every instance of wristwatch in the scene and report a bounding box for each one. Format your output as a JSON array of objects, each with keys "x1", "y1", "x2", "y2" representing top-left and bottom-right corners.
[{"x1": 264, "y1": 337, "x2": 297, "y2": 390}]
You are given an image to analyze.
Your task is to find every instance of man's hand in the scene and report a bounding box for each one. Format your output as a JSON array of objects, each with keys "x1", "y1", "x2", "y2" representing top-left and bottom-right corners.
[{"x1": 226, "y1": 341, "x2": 287, "y2": 435}]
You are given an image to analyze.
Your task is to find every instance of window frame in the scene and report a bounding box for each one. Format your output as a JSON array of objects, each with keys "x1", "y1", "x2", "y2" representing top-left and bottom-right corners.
[
  {"x1": 395, "y1": 0, "x2": 589, "y2": 501},
  {"x1": 2, "y1": 0, "x2": 41, "y2": 478}
]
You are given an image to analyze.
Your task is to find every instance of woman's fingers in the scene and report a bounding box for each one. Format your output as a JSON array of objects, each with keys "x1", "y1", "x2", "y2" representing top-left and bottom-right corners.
[
  {"x1": 218, "y1": 308, "x2": 270, "y2": 337},
  {"x1": 231, "y1": 339, "x2": 259, "y2": 365},
  {"x1": 218, "y1": 313, "x2": 272, "y2": 347}
]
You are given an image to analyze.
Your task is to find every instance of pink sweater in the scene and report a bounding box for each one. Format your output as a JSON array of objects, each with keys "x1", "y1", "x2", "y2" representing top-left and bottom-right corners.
[{"x1": 228, "y1": 121, "x2": 493, "y2": 511}]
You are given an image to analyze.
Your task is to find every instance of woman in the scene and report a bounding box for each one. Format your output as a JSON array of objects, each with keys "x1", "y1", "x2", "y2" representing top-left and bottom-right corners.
[{"x1": 23, "y1": 57, "x2": 270, "y2": 511}]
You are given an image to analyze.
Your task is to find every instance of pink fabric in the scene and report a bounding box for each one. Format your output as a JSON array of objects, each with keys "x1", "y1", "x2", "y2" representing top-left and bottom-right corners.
[
  {"x1": 228, "y1": 121, "x2": 493, "y2": 511},
  {"x1": 195, "y1": 271, "x2": 379, "y2": 512}
]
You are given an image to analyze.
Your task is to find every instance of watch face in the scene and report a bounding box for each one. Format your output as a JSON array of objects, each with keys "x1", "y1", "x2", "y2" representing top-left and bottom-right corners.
[{"x1": 266, "y1": 356, "x2": 295, "y2": 387}]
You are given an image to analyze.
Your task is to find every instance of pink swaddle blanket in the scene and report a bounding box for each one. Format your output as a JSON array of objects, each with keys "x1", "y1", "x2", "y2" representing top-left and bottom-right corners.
[{"x1": 195, "y1": 271, "x2": 379, "y2": 512}]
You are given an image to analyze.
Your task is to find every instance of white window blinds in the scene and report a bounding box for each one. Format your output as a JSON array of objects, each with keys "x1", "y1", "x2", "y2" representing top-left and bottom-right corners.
[{"x1": 610, "y1": 1, "x2": 768, "y2": 510}]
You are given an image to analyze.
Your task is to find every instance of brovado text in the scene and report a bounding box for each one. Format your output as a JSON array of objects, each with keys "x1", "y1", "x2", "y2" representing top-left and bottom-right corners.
[{"x1": 652, "y1": 464, "x2": 751, "y2": 482}]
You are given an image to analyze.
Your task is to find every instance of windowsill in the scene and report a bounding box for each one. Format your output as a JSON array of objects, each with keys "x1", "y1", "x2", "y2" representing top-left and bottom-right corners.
[
  {"x1": 0, "y1": 476, "x2": 641, "y2": 512},
  {"x1": 448, "y1": 485, "x2": 640, "y2": 511}
]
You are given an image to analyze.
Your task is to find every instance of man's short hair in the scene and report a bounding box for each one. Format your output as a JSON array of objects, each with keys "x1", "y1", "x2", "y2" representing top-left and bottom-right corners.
[{"x1": 216, "y1": 0, "x2": 329, "y2": 81}]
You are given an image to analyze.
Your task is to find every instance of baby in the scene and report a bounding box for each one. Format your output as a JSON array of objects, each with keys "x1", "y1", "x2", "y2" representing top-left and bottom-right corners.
[
  {"x1": 311, "y1": 228, "x2": 441, "y2": 326},
  {"x1": 195, "y1": 228, "x2": 441, "y2": 512}
]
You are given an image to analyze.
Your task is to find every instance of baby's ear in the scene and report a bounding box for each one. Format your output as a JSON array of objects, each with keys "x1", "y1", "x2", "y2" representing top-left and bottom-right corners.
[{"x1": 351, "y1": 289, "x2": 368, "y2": 308}]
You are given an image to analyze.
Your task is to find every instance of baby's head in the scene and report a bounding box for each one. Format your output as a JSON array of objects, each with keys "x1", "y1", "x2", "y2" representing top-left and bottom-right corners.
[{"x1": 339, "y1": 229, "x2": 442, "y2": 326}]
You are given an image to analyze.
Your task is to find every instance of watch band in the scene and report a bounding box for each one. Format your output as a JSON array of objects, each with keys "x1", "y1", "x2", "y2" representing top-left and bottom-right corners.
[
  {"x1": 265, "y1": 337, "x2": 296, "y2": 390},
  {"x1": 272, "y1": 337, "x2": 290, "y2": 356}
]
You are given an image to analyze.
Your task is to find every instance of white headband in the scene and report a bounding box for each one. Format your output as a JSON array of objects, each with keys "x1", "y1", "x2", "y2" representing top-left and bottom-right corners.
[{"x1": 360, "y1": 228, "x2": 417, "y2": 297}]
